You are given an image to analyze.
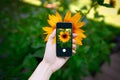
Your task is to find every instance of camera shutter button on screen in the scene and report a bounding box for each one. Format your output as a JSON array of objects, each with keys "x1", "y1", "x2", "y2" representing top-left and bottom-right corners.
[{"x1": 62, "y1": 48, "x2": 66, "y2": 52}]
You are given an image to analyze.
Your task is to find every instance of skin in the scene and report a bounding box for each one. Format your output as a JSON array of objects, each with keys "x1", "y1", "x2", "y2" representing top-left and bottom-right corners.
[{"x1": 29, "y1": 29, "x2": 77, "y2": 80}]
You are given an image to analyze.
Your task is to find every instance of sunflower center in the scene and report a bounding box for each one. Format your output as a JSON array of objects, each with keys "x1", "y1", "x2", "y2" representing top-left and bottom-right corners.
[{"x1": 62, "y1": 34, "x2": 67, "y2": 38}]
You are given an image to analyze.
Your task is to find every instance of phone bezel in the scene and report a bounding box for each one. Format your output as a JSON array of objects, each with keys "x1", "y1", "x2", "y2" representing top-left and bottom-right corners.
[{"x1": 56, "y1": 22, "x2": 72, "y2": 57}]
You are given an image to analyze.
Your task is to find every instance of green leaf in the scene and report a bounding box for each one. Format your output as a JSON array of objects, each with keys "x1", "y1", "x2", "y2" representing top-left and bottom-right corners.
[
  {"x1": 97, "y1": 0, "x2": 104, "y2": 5},
  {"x1": 33, "y1": 48, "x2": 44, "y2": 58},
  {"x1": 23, "y1": 54, "x2": 37, "y2": 69}
]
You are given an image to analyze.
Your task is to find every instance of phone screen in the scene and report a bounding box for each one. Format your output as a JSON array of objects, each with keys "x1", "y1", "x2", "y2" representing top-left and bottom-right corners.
[{"x1": 56, "y1": 22, "x2": 72, "y2": 57}]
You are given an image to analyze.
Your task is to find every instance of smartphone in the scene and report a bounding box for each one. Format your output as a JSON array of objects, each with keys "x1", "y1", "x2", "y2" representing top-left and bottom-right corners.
[{"x1": 56, "y1": 22, "x2": 72, "y2": 57}]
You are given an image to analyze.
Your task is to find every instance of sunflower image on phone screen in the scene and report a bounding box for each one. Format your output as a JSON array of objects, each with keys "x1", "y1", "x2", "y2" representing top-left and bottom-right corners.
[{"x1": 57, "y1": 29, "x2": 71, "y2": 47}]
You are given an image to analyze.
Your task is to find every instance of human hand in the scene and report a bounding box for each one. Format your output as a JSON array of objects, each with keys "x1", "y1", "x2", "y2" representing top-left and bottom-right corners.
[
  {"x1": 29, "y1": 29, "x2": 77, "y2": 80},
  {"x1": 43, "y1": 29, "x2": 77, "y2": 73}
]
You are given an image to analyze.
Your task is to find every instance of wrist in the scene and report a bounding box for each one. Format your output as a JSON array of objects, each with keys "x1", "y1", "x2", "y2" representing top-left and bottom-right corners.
[
  {"x1": 29, "y1": 60, "x2": 53, "y2": 80},
  {"x1": 41, "y1": 60, "x2": 53, "y2": 74},
  {"x1": 39, "y1": 60, "x2": 53, "y2": 80}
]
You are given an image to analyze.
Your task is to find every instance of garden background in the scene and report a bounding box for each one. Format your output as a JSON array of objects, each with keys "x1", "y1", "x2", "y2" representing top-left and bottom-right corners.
[{"x1": 0, "y1": 0, "x2": 120, "y2": 80}]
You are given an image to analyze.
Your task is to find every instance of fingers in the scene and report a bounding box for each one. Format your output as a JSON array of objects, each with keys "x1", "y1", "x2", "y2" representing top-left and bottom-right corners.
[
  {"x1": 72, "y1": 44, "x2": 76, "y2": 54},
  {"x1": 48, "y1": 29, "x2": 56, "y2": 41},
  {"x1": 72, "y1": 41, "x2": 76, "y2": 54},
  {"x1": 72, "y1": 44, "x2": 76, "y2": 49},
  {"x1": 72, "y1": 33, "x2": 77, "y2": 54},
  {"x1": 72, "y1": 50, "x2": 76, "y2": 54},
  {"x1": 72, "y1": 39, "x2": 76, "y2": 44},
  {"x1": 73, "y1": 33, "x2": 77, "y2": 38}
]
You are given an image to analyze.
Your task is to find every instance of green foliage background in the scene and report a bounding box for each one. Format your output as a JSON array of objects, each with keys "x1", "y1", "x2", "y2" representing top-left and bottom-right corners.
[{"x1": 0, "y1": 0, "x2": 120, "y2": 80}]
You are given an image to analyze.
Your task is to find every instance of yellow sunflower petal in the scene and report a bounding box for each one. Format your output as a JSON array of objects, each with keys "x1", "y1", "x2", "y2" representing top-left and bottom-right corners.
[
  {"x1": 75, "y1": 37, "x2": 83, "y2": 45},
  {"x1": 42, "y1": 27, "x2": 53, "y2": 34},
  {"x1": 48, "y1": 12, "x2": 62, "y2": 28},
  {"x1": 74, "y1": 28, "x2": 85, "y2": 33},
  {"x1": 76, "y1": 29, "x2": 86, "y2": 38},
  {"x1": 49, "y1": 15, "x2": 55, "y2": 21},
  {"x1": 48, "y1": 20, "x2": 56, "y2": 29},
  {"x1": 64, "y1": 11, "x2": 71, "y2": 22},
  {"x1": 71, "y1": 12, "x2": 81, "y2": 23},
  {"x1": 49, "y1": 16, "x2": 60, "y2": 26},
  {"x1": 76, "y1": 22, "x2": 85, "y2": 28},
  {"x1": 56, "y1": 12, "x2": 62, "y2": 21},
  {"x1": 60, "y1": 31, "x2": 63, "y2": 35},
  {"x1": 45, "y1": 34, "x2": 50, "y2": 41},
  {"x1": 49, "y1": 15, "x2": 58, "y2": 21}
]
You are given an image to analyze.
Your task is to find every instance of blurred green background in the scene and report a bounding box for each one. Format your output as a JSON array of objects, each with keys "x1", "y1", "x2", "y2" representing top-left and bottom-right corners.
[{"x1": 0, "y1": 0, "x2": 120, "y2": 80}]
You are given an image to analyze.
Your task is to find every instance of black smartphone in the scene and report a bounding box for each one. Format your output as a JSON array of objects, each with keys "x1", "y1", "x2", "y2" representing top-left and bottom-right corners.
[{"x1": 56, "y1": 22, "x2": 72, "y2": 57}]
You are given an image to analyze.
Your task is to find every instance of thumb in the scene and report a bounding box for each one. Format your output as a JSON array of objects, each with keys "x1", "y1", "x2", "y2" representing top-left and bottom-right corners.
[{"x1": 48, "y1": 29, "x2": 56, "y2": 41}]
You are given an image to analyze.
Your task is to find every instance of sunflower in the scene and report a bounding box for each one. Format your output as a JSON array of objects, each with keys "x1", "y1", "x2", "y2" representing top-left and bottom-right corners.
[
  {"x1": 42, "y1": 11, "x2": 86, "y2": 45},
  {"x1": 59, "y1": 31, "x2": 70, "y2": 43}
]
